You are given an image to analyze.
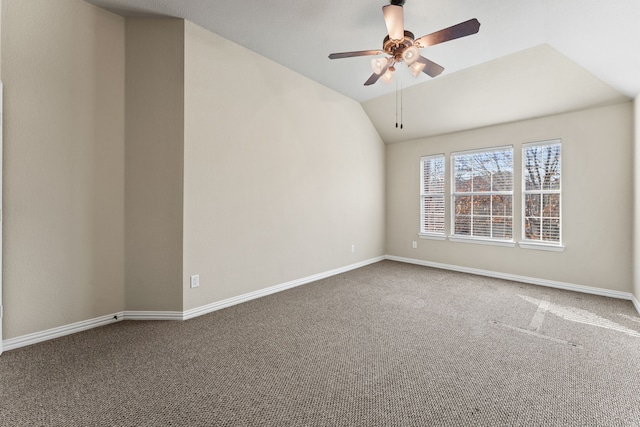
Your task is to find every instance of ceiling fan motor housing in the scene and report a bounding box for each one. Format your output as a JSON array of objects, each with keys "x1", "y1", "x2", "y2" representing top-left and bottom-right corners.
[{"x1": 383, "y1": 31, "x2": 415, "y2": 63}]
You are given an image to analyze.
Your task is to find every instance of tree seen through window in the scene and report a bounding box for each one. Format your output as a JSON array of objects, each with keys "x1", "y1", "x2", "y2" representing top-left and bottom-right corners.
[{"x1": 452, "y1": 148, "x2": 513, "y2": 240}]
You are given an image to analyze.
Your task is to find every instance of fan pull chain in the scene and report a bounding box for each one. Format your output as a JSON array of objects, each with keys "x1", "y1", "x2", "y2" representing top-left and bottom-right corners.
[
  {"x1": 400, "y1": 82, "x2": 403, "y2": 129},
  {"x1": 395, "y1": 80, "x2": 399, "y2": 128},
  {"x1": 394, "y1": 80, "x2": 404, "y2": 130}
]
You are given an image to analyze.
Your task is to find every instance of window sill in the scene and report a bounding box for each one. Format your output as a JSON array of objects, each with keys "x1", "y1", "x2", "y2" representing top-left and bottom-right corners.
[
  {"x1": 448, "y1": 236, "x2": 516, "y2": 248},
  {"x1": 518, "y1": 241, "x2": 565, "y2": 252},
  {"x1": 419, "y1": 233, "x2": 446, "y2": 241}
]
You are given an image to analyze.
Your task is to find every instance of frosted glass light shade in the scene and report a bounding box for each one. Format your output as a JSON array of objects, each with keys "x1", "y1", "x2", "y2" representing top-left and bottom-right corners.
[
  {"x1": 409, "y1": 61, "x2": 426, "y2": 77},
  {"x1": 371, "y1": 57, "x2": 387, "y2": 75},
  {"x1": 381, "y1": 69, "x2": 394, "y2": 83},
  {"x1": 402, "y1": 46, "x2": 419, "y2": 65}
]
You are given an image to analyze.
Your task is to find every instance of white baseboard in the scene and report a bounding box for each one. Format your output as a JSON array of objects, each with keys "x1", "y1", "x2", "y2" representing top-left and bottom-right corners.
[
  {"x1": 386, "y1": 255, "x2": 639, "y2": 312},
  {"x1": 2, "y1": 312, "x2": 125, "y2": 352},
  {"x1": 123, "y1": 311, "x2": 183, "y2": 321},
  {"x1": 632, "y1": 294, "x2": 640, "y2": 315},
  {"x1": 2, "y1": 256, "x2": 386, "y2": 352},
  {"x1": 183, "y1": 256, "x2": 386, "y2": 320},
  {"x1": 5, "y1": 255, "x2": 637, "y2": 352}
]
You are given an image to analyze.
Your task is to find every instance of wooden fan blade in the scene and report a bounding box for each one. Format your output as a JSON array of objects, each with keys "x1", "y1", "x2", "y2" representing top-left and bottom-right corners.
[
  {"x1": 364, "y1": 59, "x2": 392, "y2": 86},
  {"x1": 414, "y1": 18, "x2": 480, "y2": 49},
  {"x1": 328, "y1": 50, "x2": 383, "y2": 59},
  {"x1": 382, "y1": 4, "x2": 404, "y2": 41},
  {"x1": 364, "y1": 72, "x2": 383, "y2": 86},
  {"x1": 417, "y1": 56, "x2": 445, "y2": 78}
]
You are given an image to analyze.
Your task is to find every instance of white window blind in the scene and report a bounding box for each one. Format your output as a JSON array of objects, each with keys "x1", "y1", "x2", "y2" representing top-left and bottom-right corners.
[
  {"x1": 420, "y1": 154, "x2": 445, "y2": 236},
  {"x1": 452, "y1": 147, "x2": 513, "y2": 240},
  {"x1": 523, "y1": 141, "x2": 561, "y2": 244}
]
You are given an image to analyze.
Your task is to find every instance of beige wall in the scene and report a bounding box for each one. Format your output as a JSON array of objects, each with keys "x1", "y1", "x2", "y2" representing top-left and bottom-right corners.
[
  {"x1": 634, "y1": 97, "x2": 640, "y2": 301},
  {"x1": 125, "y1": 19, "x2": 184, "y2": 311},
  {"x1": 0, "y1": 5, "x2": 385, "y2": 343},
  {"x1": 0, "y1": 1, "x2": 2, "y2": 80},
  {"x1": 386, "y1": 102, "x2": 634, "y2": 293},
  {"x1": 182, "y1": 22, "x2": 386, "y2": 310},
  {"x1": 2, "y1": 0, "x2": 125, "y2": 338}
]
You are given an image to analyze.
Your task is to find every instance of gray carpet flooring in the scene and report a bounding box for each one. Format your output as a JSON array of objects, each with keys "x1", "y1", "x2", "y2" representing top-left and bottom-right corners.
[{"x1": 1, "y1": 260, "x2": 640, "y2": 426}]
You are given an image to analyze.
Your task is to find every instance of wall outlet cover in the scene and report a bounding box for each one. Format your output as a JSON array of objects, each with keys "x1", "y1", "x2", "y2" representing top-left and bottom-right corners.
[{"x1": 190, "y1": 275, "x2": 200, "y2": 288}]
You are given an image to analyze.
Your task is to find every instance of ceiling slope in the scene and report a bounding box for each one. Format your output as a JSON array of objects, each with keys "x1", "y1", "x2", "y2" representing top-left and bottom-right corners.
[
  {"x1": 362, "y1": 44, "x2": 630, "y2": 144},
  {"x1": 84, "y1": 0, "x2": 640, "y2": 103}
]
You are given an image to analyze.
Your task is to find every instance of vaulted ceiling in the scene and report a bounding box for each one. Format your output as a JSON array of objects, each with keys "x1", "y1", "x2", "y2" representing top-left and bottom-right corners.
[{"x1": 85, "y1": 0, "x2": 640, "y2": 143}]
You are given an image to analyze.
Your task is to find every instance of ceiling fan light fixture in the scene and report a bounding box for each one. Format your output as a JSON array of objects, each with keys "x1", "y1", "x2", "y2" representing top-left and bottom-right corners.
[
  {"x1": 381, "y1": 68, "x2": 394, "y2": 84},
  {"x1": 371, "y1": 57, "x2": 388, "y2": 75},
  {"x1": 328, "y1": 3, "x2": 481, "y2": 88},
  {"x1": 409, "y1": 61, "x2": 426, "y2": 77},
  {"x1": 402, "y1": 46, "x2": 419, "y2": 65}
]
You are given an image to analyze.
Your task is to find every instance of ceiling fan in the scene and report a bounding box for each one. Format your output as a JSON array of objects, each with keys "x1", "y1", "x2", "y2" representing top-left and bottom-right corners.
[{"x1": 328, "y1": 0, "x2": 481, "y2": 86}]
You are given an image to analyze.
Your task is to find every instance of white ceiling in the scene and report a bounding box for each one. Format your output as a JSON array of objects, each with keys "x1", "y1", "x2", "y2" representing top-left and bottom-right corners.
[{"x1": 85, "y1": 0, "x2": 640, "y2": 142}]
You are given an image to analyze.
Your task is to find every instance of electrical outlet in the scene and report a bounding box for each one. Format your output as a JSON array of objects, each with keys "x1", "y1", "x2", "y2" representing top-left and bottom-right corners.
[
  {"x1": 190, "y1": 274, "x2": 200, "y2": 288},
  {"x1": 412, "y1": 241, "x2": 417, "y2": 249},
  {"x1": 351, "y1": 244, "x2": 355, "y2": 253}
]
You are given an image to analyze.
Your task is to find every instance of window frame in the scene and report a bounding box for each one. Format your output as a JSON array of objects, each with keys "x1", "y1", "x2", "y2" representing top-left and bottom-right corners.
[
  {"x1": 520, "y1": 140, "x2": 564, "y2": 251},
  {"x1": 419, "y1": 154, "x2": 446, "y2": 240},
  {"x1": 449, "y1": 145, "x2": 515, "y2": 247}
]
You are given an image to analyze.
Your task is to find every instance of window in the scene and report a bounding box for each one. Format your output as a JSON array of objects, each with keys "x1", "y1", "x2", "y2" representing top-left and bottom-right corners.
[
  {"x1": 420, "y1": 154, "x2": 445, "y2": 237},
  {"x1": 451, "y1": 147, "x2": 513, "y2": 242},
  {"x1": 522, "y1": 140, "x2": 561, "y2": 247}
]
